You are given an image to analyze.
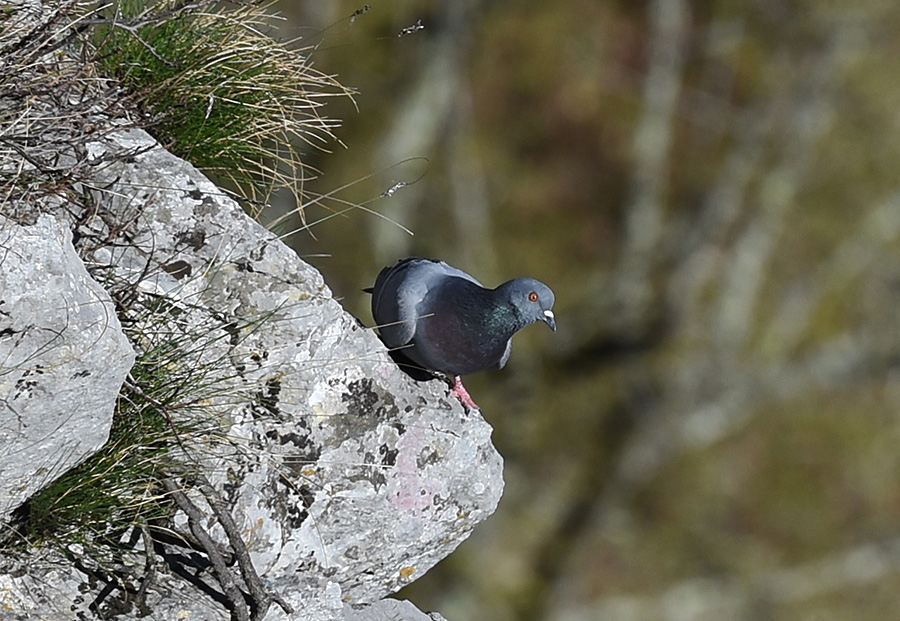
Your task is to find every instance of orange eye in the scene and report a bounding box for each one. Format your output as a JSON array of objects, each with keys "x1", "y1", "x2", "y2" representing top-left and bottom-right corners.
[{"x1": 528, "y1": 291, "x2": 539, "y2": 302}]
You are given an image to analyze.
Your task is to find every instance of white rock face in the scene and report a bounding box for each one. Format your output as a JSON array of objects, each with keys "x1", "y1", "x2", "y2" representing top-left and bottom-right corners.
[
  {"x1": 0, "y1": 214, "x2": 136, "y2": 521},
  {"x1": 0, "y1": 126, "x2": 503, "y2": 620},
  {"x1": 1, "y1": 6, "x2": 504, "y2": 615},
  {"x1": 344, "y1": 599, "x2": 448, "y2": 621},
  {"x1": 88, "y1": 127, "x2": 503, "y2": 613}
]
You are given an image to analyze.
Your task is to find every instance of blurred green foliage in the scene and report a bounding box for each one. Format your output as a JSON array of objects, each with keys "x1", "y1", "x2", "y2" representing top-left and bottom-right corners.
[{"x1": 276, "y1": 1, "x2": 900, "y2": 619}]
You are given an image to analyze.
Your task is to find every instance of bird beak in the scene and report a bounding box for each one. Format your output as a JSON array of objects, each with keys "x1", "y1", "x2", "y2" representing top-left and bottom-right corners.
[{"x1": 542, "y1": 309, "x2": 557, "y2": 332}]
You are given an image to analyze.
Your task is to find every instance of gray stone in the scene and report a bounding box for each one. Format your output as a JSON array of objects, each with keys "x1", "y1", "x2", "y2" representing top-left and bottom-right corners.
[
  {"x1": 344, "y1": 599, "x2": 449, "y2": 621},
  {"x1": 0, "y1": 214, "x2": 136, "y2": 521},
  {"x1": 0, "y1": 125, "x2": 503, "y2": 620},
  {"x1": 0, "y1": 4, "x2": 505, "y2": 614},
  {"x1": 88, "y1": 127, "x2": 503, "y2": 617}
]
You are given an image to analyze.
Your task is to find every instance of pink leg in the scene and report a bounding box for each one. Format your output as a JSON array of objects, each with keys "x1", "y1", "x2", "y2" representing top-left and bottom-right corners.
[{"x1": 450, "y1": 376, "x2": 480, "y2": 410}]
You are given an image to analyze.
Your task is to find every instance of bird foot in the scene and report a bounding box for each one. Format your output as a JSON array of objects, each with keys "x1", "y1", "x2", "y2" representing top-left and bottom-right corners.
[{"x1": 450, "y1": 376, "x2": 480, "y2": 410}]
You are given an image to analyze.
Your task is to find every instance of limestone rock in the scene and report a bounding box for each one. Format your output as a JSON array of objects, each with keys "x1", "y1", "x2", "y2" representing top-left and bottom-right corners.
[
  {"x1": 0, "y1": 125, "x2": 504, "y2": 620},
  {"x1": 86, "y1": 127, "x2": 503, "y2": 613},
  {"x1": 344, "y1": 599, "x2": 449, "y2": 621},
  {"x1": 0, "y1": 214, "x2": 136, "y2": 521}
]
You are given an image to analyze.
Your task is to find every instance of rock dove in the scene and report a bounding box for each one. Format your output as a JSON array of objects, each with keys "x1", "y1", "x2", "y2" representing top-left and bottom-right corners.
[{"x1": 368, "y1": 257, "x2": 556, "y2": 409}]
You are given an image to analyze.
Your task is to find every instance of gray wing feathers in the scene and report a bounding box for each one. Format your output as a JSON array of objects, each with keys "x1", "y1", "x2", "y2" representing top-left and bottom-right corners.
[
  {"x1": 374, "y1": 259, "x2": 481, "y2": 348},
  {"x1": 390, "y1": 276, "x2": 427, "y2": 345},
  {"x1": 429, "y1": 260, "x2": 483, "y2": 287},
  {"x1": 372, "y1": 268, "x2": 416, "y2": 347}
]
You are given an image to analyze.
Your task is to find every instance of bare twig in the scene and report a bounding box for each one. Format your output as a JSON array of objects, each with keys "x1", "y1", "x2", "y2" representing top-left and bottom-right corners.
[
  {"x1": 194, "y1": 474, "x2": 294, "y2": 617},
  {"x1": 163, "y1": 477, "x2": 250, "y2": 621}
]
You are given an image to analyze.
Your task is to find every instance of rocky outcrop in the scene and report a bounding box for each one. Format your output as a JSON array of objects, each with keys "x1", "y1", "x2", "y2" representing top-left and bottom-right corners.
[
  {"x1": 0, "y1": 23, "x2": 503, "y2": 618},
  {"x1": 0, "y1": 215, "x2": 135, "y2": 522}
]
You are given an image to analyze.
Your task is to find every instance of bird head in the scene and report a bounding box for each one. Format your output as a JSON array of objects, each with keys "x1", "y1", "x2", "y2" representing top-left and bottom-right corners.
[{"x1": 507, "y1": 278, "x2": 556, "y2": 332}]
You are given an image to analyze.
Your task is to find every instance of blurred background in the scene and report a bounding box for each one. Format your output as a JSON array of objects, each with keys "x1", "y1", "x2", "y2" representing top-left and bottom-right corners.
[{"x1": 267, "y1": 1, "x2": 900, "y2": 619}]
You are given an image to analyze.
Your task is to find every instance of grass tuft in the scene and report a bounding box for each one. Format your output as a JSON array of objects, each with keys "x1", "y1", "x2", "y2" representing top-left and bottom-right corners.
[
  {"x1": 0, "y1": 281, "x2": 268, "y2": 554},
  {"x1": 89, "y1": 0, "x2": 355, "y2": 218}
]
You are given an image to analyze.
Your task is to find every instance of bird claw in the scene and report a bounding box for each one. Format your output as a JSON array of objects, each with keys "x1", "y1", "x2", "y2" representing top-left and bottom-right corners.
[{"x1": 450, "y1": 376, "x2": 480, "y2": 410}]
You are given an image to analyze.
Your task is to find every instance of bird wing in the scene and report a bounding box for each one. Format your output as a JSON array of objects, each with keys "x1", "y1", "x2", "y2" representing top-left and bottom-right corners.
[
  {"x1": 371, "y1": 261, "x2": 417, "y2": 346},
  {"x1": 425, "y1": 259, "x2": 483, "y2": 287},
  {"x1": 372, "y1": 258, "x2": 483, "y2": 348}
]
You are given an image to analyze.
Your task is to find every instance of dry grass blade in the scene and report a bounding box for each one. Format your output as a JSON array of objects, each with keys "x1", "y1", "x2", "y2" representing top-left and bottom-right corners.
[{"x1": 89, "y1": 0, "x2": 355, "y2": 222}]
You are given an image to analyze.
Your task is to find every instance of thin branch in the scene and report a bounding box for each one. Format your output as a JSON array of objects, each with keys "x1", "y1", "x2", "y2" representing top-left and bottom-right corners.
[
  {"x1": 194, "y1": 474, "x2": 294, "y2": 617},
  {"x1": 162, "y1": 477, "x2": 250, "y2": 621}
]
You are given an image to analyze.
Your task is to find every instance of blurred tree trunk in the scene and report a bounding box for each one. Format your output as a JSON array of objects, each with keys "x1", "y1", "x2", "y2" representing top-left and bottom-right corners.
[{"x1": 282, "y1": 1, "x2": 900, "y2": 619}]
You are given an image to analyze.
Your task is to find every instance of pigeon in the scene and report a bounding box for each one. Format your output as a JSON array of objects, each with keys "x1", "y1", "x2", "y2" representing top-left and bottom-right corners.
[{"x1": 367, "y1": 257, "x2": 556, "y2": 409}]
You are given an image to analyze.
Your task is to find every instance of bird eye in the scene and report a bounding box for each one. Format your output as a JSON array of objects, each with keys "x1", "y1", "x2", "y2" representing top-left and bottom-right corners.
[{"x1": 528, "y1": 291, "x2": 539, "y2": 302}]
